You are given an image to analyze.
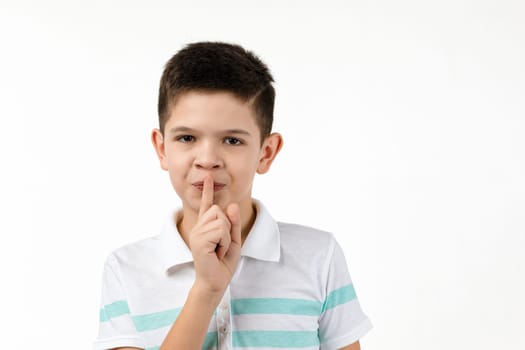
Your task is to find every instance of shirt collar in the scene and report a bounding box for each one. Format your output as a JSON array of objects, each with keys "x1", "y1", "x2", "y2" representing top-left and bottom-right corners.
[
  {"x1": 158, "y1": 210, "x2": 193, "y2": 273},
  {"x1": 241, "y1": 199, "x2": 281, "y2": 262},
  {"x1": 158, "y1": 198, "x2": 281, "y2": 273}
]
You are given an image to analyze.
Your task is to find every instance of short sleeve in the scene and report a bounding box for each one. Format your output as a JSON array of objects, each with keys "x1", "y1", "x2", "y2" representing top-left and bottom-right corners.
[
  {"x1": 93, "y1": 253, "x2": 146, "y2": 350},
  {"x1": 318, "y1": 238, "x2": 373, "y2": 349}
]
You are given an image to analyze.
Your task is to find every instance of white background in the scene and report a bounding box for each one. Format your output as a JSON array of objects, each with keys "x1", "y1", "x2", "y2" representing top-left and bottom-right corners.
[{"x1": 1, "y1": 0, "x2": 524, "y2": 349}]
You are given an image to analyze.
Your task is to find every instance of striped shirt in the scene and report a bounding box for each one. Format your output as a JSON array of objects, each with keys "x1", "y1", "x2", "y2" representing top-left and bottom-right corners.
[{"x1": 94, "y1": 199, "x2": 372, "y2": 350}]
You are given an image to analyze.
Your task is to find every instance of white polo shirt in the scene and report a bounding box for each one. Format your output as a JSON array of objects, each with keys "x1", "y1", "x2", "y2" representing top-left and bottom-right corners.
[{"x1": 94, "y1": 199, "x2": 372, "y2": 350}]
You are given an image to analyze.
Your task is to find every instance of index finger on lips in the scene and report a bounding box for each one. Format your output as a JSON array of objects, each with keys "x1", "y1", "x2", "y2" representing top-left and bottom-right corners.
[{"x1": 198, "y1": 174, "x2": 214, "y2": 218}]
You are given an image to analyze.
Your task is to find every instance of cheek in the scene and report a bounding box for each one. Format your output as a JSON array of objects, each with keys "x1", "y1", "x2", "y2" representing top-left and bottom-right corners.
[
  {"x1": 230, "y1": 155, "x2": 259, "y2": 185},
  {"x1": 167, "y1": 152, "x2": 190, "y2": 183}
]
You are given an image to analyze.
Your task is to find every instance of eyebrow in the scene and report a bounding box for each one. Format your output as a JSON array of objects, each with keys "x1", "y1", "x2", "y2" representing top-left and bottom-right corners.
[{"x1": 168, "y1": 126, "x2": 252, "y2": 136}]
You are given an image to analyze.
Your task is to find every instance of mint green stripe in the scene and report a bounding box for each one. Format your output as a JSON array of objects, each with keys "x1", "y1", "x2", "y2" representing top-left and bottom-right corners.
[
  {"x1": 99, "y1": 308, "x2": 108, "y2": 322},
  {"x1": 132, "y1": 308, "x2": 218, "y2": 332},
  {"x1": 132, "y1": 307, "x2": 182, "y2": 332},
  {"x1": 232, "y1": 298, "x2": 322, "y2": 316},
  {"x1": 321, "y1": 284, "x2": 356, "y2": 313},
  {"x1": 100, "y1": 300, "x2": 130, "y2": 322},
  {"x1": 203, "y1": 331, "x2": 218, "y2": 349},
  {"x1": 233, "y1": 330, "x2": 319, "y2": 347}
]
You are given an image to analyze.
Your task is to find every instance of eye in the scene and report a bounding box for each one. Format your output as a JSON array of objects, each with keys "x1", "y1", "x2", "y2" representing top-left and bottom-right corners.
[
  {"x1": 224, "y1": 137, "x2": 242, "y2": 145},
  {"x1": 176, "y1": 135, "x2": 195, "y2": 143}
]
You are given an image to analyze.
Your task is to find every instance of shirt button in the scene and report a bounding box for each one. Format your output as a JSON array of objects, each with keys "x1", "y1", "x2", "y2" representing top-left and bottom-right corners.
[
  {"x1": 220, "y1": 326, "x2": 229, "y2": 334},
  {"x1": 220, "y1": 303, "x2": 229, "y2": 311}
]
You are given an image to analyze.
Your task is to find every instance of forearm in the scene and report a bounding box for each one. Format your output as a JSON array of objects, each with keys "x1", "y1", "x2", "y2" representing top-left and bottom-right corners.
[
  {"x1": 159, "y1": 284, "x2": 222, "y2": 350},
  {"x1": 158, "y1": 178, "x2": 240, "y2": 350}
]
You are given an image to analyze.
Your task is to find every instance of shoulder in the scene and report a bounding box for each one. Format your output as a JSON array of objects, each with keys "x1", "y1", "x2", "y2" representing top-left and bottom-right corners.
[
  {"x1": 104, "y1": 234, "x2": 162, "y2": 270},
  {"x1": 277, "y1": 221, "x2": 338, "y2": 256},
  {"x1": 278, "y1": 221, "x2": 336, "y2": 243}
]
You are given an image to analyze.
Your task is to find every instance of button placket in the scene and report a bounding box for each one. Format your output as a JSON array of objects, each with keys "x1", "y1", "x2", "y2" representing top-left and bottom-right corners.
[{"x1": 216, "y1": 286, "x2": 232, "y2": 350}]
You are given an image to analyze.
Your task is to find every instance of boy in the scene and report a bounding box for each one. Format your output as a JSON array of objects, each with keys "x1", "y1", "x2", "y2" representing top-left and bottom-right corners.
[{"x1": 94, "y1": 42, "x2": 372, "y2": 350}]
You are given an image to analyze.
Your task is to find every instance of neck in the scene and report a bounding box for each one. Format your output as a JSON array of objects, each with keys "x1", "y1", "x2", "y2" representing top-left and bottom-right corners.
[{"x1": 177, "y1": 198, "x2": 257, "y2": 248}]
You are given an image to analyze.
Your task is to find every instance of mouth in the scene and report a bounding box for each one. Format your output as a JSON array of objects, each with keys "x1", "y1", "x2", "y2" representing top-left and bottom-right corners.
[{"x1": 192, "y1": 181, "x2": 226, "y2": 192}]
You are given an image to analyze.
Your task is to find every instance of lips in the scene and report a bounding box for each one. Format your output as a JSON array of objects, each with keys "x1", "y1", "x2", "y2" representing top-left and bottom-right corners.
[{"x1": 192, "y1": 181, "x2": 226, "y2": 191}]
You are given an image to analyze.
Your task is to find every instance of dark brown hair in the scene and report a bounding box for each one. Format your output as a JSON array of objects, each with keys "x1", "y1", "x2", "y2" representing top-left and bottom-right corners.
[{"x1": 158, "y1": 42, "x2": 275, "y2": 144}]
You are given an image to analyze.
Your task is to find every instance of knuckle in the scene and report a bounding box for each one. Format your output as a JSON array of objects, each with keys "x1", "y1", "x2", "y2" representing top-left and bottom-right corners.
[
  {"x1": 220, "y1": 216, "x2": 231, "y2": 229},
  {"x1": 221, "y1": 235, "x2": 231, "y2": 248}
]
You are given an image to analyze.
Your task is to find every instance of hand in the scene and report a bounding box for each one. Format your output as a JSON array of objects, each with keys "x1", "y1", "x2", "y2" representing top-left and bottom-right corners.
[{"x1": 188, "y1": 174, "x2": 242, "y2": 296}]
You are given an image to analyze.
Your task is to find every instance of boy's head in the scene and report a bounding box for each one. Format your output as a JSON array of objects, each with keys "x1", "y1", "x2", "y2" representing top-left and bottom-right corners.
[
  {"x1": 152, "y1": 42, "x2": 283, "y2": 215},
  {"x1": 157, "y1": 41, "x2": 275, "y2": 145}
]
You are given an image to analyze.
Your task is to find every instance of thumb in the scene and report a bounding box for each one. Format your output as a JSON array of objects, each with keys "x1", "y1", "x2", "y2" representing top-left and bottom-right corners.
[{"x1": 226, "y1": 203, "x2": 241, "y2": 246}]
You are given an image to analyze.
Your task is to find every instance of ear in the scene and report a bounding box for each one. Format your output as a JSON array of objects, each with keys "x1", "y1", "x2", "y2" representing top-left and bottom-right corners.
[
  {"x1": 151, "y1": 128, "x2": 169, "y2": 171},
  {"x1": 257, "y1": 132, "x2": 283, "y2": 174}
]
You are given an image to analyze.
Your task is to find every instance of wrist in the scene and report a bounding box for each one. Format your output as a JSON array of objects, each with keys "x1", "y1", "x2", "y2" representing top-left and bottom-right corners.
[{"x1": 190, "y1": 281, "x2": 225, "y2": 306}]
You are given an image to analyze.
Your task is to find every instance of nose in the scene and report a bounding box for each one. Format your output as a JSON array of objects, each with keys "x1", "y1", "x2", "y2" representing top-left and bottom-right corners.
[{"x1": 194, "y1": 140, "x2": 223, "y2": 170}]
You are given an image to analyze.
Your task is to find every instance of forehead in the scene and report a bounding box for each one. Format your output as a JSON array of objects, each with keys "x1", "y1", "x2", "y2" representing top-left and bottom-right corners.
[{"x1": 166, "y1": 90, "x2": 259, "y2": 130}]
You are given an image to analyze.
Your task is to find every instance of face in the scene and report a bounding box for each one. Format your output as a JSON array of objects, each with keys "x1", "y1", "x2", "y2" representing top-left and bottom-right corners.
[{"x1": 152, "y1": 90, "x2": 282, "y2": 214}]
